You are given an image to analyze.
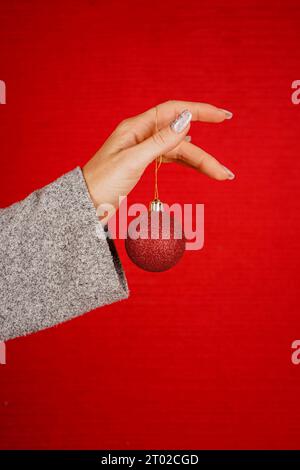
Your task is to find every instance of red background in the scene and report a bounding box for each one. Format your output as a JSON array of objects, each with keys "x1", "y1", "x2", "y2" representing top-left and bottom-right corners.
[{"x1": 1, "y1": 0, "x2": 300, "y2": 450}]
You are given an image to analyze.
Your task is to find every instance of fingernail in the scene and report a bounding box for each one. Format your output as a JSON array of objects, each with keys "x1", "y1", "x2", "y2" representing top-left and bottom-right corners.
[
  {"x1": 222, "y1": 165, "x2": 235, "y2": 180},
  {"x1": 185, "y1": 135, "x2": 192, "y2": 142},
  {"x1": 220, "y1": 109, "x2": 233, "y2": 119},
  {"x1": 170, "y1": 109, "x2": 192, "y2": 133}
]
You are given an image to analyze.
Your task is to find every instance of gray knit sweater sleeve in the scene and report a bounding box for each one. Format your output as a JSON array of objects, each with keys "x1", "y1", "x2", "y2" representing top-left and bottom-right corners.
[{"x1": 0, "y1": 167, "x2": 129, "y2": 341}]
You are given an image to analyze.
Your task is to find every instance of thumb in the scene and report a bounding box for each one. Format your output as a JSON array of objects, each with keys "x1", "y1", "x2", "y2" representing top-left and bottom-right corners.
[{"x1": 124, "y1": 109, "x2": 192, "y2": 168}]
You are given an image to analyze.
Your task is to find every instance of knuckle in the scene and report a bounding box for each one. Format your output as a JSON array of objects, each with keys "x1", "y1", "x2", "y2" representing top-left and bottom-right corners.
[
  {"x1": 165, "y1": 99, "x2": 176, "y2": 107},
  {"x1": 152, "y1": 130, "x2": 166, "y2": 147},
  {"x1": 116, "y1": 118, "x2": 132, "y2": 133}
]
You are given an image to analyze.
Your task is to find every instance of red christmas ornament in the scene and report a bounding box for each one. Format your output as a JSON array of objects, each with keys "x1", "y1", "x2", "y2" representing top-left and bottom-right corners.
[
  {"x1": 125, "y1": 105, "x2": 186, "y2": 272},
  {"x1": 125, "y1": 199, "x2": 185, "y2": 272}
]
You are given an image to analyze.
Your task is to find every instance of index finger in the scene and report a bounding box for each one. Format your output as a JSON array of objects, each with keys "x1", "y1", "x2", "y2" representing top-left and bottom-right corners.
[
  {"x1": 155, "y1": 100, "x2": 233, "y2": 125},
  {"x1": 128, "y1": 100, "x2": 232, "y2": 141}
]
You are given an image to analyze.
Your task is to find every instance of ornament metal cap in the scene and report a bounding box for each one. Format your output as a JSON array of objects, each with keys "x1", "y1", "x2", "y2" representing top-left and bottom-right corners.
[{"x1": 150, "y1": 199, "x2": 164, "y2": 212}]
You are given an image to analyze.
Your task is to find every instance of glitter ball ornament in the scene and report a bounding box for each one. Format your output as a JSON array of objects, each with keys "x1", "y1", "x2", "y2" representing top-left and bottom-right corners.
[
  {"x1": 125, "y1": 105, "x2": 186, "y2": 272},
  {"x1": 125, "y1": 199, "x2": 185, "y2": 272}
]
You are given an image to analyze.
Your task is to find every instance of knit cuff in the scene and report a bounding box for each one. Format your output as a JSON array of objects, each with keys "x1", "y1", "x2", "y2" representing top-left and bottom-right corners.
[{"x1": 0, "y1": 167, "x2": 129, "y2": 341}]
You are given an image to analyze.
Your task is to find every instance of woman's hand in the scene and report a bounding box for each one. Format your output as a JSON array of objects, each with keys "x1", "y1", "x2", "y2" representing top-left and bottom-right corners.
[{"x1": 82, "y1": 100, "x2": 235, "y2": 220}]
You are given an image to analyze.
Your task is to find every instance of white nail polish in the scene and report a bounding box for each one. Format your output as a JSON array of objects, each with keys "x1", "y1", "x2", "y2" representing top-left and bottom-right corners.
[
  {"x1": 170, "y1": 109, "x2": 192, "y2": 133},
  {"x1": 222, "y1": 165, "x2": 235, "y2": 180},
  {"x1": 220, "y1": 109, "x2": 233, "y2": 119}
]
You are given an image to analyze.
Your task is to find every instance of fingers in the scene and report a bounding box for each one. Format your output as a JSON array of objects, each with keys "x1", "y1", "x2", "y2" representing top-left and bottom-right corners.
[
  {"x1": 137, "y1": 101, "x2": 232, "y2": 131},
  {"x1": 178, "y1": 141, "x2": 235, "y2": 180},
  {"x1": 110, "y1": 100, "x2": 233, "y2": 150},
  {"x1": 155, "y1": 100, "x2": 233, "y2": 125},
  {"x1": 121, "y1": 109, "x2": 193, "y2": 169}
]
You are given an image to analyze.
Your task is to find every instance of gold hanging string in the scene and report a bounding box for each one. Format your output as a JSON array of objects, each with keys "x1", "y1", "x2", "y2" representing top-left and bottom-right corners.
[{"x1": 154, "y1": 106, "x2": 163, "y2": 201}]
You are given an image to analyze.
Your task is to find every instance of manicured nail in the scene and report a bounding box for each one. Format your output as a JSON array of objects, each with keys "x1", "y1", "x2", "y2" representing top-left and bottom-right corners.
[
  {"x1": 222, "y1": 165, "x2": 235, "y2": 180},
  {"x1": 185, "y1": 135, "x2": 192, "y2": 142},
  {"x1": 170, "y1": 109, "x2": 192, "y2": 133},
  {"x1": 220, "y1": 109, "x2": 233, "y2": 119}
]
